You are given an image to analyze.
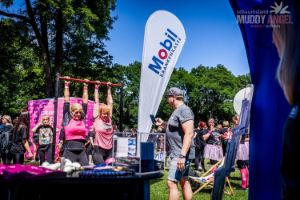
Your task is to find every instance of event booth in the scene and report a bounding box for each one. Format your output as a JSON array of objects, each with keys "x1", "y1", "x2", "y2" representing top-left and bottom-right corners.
[
  {"x1": 0, "y1": 1, "x2": 293, "y2": 199},
  {"x1": 0, "y1": 131, "x2": 165, "y2": 200}
]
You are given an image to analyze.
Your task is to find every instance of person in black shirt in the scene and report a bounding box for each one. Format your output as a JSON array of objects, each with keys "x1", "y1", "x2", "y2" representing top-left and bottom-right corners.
[
  {"x1": 10, "y1": 111, "x2": 33, "y2": 164},
  {"x1": 194, "y1": 121, "x2": 207, "y2": 171},
  {"x1": 219, "y1": 120, "x2": 231, "y2": 156},
  {"x1": 0, "y1": 115, "x2": 14, "y2": 164},
  {"x1": 203, "y1": 118, "x2": 223, "y2": 165},
  {"x1": 0, "y1": 115, "x2": 4, "y2": 133}
]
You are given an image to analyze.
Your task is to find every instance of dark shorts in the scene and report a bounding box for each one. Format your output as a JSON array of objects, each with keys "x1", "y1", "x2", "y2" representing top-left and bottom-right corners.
[
  {"x1": 92, "y1": 146, "x2": 112, "y2": 165},
  {"x1": 63, "y1": 149, "x2": 88, "y2": 166}
]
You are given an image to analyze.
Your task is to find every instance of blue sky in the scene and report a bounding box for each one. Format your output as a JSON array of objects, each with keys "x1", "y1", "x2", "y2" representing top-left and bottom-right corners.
[
  {"x1": 6, "y1": 0, "x2": 249, "y2": 76},
  {"x1": 105, "y1": 0, "x2": 249, "y2": 76}
]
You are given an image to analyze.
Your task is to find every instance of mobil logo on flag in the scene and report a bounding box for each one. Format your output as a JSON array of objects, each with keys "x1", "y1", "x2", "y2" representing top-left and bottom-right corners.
[{"x1": 148, "y1": 28, "x2": 182, "y2": 77}]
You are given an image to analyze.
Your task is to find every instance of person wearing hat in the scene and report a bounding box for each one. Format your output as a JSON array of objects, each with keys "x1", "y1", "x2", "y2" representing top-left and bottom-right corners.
[{"x1": 155, "y1": 87, "x2": 195, "y2": 200}]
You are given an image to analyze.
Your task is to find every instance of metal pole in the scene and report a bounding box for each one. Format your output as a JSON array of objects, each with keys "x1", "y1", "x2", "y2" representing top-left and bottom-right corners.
[
  {"x1": 52, "y1": 73, "x2": 60, "y2": 162},
  {"x1": 119, "y1": 86, "x2": 124, "y2": 132},
  {"x1": 59, "y1": 76, "x2": 122, "y2": 87}
]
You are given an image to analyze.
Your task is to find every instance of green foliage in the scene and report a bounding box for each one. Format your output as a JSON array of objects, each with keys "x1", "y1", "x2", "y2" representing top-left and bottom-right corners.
[
  {"x1": 0, "y1": 0, "x2": 116, "y2": 97},
  {"x1": 107, "y1": 62, "x2": 251, "y2": 129},
  {"x1": 0, "y1": 0, "x2": 117, "y2": 116},
  {"x1": 0, "y1": 19, "x2": 45, "y2": 117},
  {"x1": 0, "y1": 1, "x2": 251, "y2": 128},
  {"x1": 153, "y1": 64, "x2": 251, "y2": 125},
  {"x1": 187, "y1": 65, "x2": 249, "y2": 123},
  {"x1": 113, "y1": 62, "x2": 141, "y2": 128}
]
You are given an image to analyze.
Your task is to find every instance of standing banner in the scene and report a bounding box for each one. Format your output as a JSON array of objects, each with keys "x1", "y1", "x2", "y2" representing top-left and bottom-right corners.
[
  {"x1": 138, "y1": 10, "x2": 186, "y2": 141},
  {"x1": 28, "y1": 98, "x2": 95, "y2": 160}
]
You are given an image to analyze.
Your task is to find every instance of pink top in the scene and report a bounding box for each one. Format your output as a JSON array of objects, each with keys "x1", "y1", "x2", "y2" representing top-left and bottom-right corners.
[
  {"x1": 93, "y1": 118, "x2": 113, "y2": 149},
  {"x1": 64, "y1": 119, "x2": 88, "y2": 141}
]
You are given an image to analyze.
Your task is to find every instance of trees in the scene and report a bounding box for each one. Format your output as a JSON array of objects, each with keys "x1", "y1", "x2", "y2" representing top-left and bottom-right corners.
[
  {"x1": 189, "y1": 64, "x2": 241, "y2": 122},
  {"x1": 0, "y1": 0, "x2": 116, "y2": 97},
  {"x1": 0, "y1": 1, "x2": 251, "y2": 126},
  {"x1": 0, "y1": 19, "x2": 44, "y2": 115},
  {"x1": 156, "y1": 64, "x2": 251, "y2": 124},
  {"x1": 116, "y1": 62, "x2": 251, "y2": 127}
]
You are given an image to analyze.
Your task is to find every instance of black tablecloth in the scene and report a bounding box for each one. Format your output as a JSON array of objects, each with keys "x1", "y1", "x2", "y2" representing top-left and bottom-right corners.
[{"x1": 0, "y1": 172, "x2": 163, "y2": 200}]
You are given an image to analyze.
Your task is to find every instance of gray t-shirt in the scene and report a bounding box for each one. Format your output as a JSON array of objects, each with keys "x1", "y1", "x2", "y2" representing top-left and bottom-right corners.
[{"x1": 166, "y1": 104, "x2": 195, "y2": 159}]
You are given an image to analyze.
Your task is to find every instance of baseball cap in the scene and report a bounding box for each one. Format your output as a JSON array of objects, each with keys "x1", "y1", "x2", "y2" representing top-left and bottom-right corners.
[{"x1": 167, "y1": 87, "x2": 183, "y2": 97}]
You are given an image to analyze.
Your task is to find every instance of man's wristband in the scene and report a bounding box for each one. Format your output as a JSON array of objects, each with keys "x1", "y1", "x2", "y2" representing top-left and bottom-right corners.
[{"x1": 178, "y1": 154, "x2": 186, "y2": 159}]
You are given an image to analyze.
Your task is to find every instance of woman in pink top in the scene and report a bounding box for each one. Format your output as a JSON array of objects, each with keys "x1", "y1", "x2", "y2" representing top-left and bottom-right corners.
[
  {"x1": 58, "y1": 78, "x2": 89, "y2": 166},
  {"x1": 90, "y1": 82, "x2": 113, "y2": 164}
]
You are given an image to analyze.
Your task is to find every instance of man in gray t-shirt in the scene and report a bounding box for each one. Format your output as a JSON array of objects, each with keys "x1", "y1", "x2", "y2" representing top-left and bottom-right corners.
[
  {"x1": 156, "y1": 87, "x2": 195, "y2": 200},
  {"x1": 166, "y1": 104, "x2": 195, "y2": 159}
]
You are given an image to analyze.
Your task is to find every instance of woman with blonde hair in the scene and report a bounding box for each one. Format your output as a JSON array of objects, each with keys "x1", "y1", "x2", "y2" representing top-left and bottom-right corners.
[
  {"x1": 272, "y1": 1, "x2": 300, "y2": 198},
  {"x1": 90, "y1": 82, "x2": 114, "y2": 164},
  {"x1": 58, "y1": 78, "x2": 89, "y2": 166}
]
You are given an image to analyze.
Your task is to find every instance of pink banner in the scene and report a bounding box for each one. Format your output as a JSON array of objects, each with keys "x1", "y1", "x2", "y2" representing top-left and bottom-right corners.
[{"x1": 28, "y1": 98, "x2": 95, "y2": 160}]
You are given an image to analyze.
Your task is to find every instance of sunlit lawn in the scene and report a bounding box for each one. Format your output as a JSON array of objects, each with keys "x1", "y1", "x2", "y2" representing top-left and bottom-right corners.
[{"x1": 150, "y1": 164, "x2": 248, "y2": 200}]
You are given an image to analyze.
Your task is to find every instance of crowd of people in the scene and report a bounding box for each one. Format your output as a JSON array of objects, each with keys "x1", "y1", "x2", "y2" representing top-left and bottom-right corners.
[
  {"x1": 0, "y1": 84, "x2": 249, "y2": 200},
  {"x1": 0, "y1": 78, "x2": 115, "y2": 167},
  {"x1": 154, "y1": 87, "x2": 250, "y2": 200},
  {"x1": 193, "y1": 115, "x2": 249, "y2": 190},
  {"x1": 0, "y1": 110, "x2": 33, "y2": 165}
]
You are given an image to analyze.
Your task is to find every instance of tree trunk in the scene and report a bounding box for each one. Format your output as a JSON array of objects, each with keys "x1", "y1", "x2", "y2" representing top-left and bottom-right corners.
[
  {"x1": 42, "y1": 53, "x2": 53, "y2": 97},
  {"x1": 40, "y1": 3, "x2": 53, "y2": 97},
  {"x1": 55, "y1": 9, "x2": 63, "y2": 76},
  {"x1": 26, "y1": 0, "x2": 53, "y2": 97}
]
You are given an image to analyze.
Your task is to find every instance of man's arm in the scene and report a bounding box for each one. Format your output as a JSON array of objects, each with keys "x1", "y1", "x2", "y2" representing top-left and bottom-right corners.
[
  {"x1": 180, "y1": 120, "x2": 194, "y2": 156},
  {"x1": 177, "y1": 119, "x2": 194, "y2": 171}
]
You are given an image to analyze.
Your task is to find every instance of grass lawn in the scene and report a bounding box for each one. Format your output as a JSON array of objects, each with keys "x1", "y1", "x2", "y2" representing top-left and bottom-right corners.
[{"x1": 150, "y1": 167, "x2": 248, "y2": 200}]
